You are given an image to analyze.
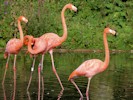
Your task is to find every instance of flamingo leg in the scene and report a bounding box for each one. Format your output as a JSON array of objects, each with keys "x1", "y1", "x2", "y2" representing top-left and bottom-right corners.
[
  {"x1": 27, "y1": 55, "x2": 36, "y2": 91},
  {"x1": 41, "y1": 54, "x2": 44, "y2": 72},
  {"x1": 86, "y1": 77, "x2": 91, "y2": 100},
  {"x1": 12, "y1": 54, "x2": 17, "y2": 100},
  {"x1": 2, "y1": 54, "x2": 10, "y2": 85},
  {"x1": 57, "y1": 89, "x2": 64, "y2": 100},
  {"x1": 70, "y1": 79, "x2": 83, "y2": 100},
  {"x1": 49, "y1": 50, "x2": 64, "y2": 90},
  {"x1": 38, "y1": 63, "x2": 41, "y2": 100},
  {"x1": 41, "y1": 75, "x2": 44, "y2": 100},
  {"x1": 41, "y1": 54, "x2": 44, "y2": 100},
  {"x1": 27, "y1": 91, "x2": 31, "y2": 100}
]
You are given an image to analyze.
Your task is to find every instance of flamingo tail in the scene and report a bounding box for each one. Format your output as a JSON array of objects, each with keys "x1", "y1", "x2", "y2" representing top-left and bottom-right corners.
[{"x1": 4, "y1": 52, "x2": 8, "y2": 59}]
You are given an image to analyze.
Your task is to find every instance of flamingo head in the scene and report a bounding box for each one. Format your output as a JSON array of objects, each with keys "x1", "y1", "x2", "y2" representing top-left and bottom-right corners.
[
  {"x1": 24, "y1": 35, "x2": 34, "y2": 46},
  {"x1": 68, "y1": 70, "x2": 79, "y2": 81},
  {"x1": 104, "y1": 27, "x2": 117, "y2": 36},
  {"x1": 67, "y1": 3, "x2": 77, "y2": 12},
  {"x1": 18, "y1": 16, "x2": 28, "y2": 23}
]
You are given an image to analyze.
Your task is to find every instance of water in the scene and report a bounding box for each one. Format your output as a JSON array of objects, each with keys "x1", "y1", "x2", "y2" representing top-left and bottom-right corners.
[{"x1": 0, "y1": 51, "x2": 133, "y2": 100}]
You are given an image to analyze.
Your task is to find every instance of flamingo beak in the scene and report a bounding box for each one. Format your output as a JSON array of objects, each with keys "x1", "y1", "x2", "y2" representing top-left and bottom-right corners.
[
  {"x1": 114, "y1": 31, "x2": 118, "y2": 37},
  {"x1": 72, "y1": 5, "x2": 77, "y2": 12},
  {"x1": 25, "y1": 19, "x2": 28, "y2": 23},
  {"x1": 114, "y1": 33, "x2": 117, "y2": 37}
]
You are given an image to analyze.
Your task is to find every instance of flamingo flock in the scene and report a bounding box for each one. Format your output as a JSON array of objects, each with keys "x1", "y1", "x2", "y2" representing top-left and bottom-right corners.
[{"x1": 2, "y1": 3, "x2": 118, "y2": 100}]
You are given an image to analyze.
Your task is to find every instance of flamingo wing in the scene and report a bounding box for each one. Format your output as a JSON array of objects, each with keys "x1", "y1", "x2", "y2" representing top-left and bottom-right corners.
[
  {"x1": 32, "y1": 38, "x2": 47, "y2": 54},
  {"x1": 5, "y1": 38, "x2": 23, "y2": 54},
  {"x1": 76, "y1": 59, "x2": 104, "y2": 77},
  {"x1": 40, "y1": 33, "x2": 62, "y2": 49}
]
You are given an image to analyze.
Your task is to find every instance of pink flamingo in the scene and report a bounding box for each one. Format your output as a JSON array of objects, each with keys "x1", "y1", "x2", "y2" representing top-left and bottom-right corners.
[
  {"x1": 39, "y1": 3, "x2": 77, "y2": 91},
  {"x1": 2, "y1": 16, "x2": 28, "y2": 100},
  {"x1": 24, "y1": 35, "x2": 47, "y2": 100},
  {"x1": 68, "y1": 27, "x2": 117, "y2": 100}
]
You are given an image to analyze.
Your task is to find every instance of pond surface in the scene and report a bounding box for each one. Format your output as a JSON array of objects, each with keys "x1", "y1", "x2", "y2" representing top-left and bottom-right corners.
[{"x1": 0, "y1": 51, "x2": 133, "y2": 100}]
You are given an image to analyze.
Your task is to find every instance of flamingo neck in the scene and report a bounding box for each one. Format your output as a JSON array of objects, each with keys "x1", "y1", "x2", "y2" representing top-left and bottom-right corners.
[
  {"x1": 28, "y1": 38, "x2": 37, "y2": 54},
  {"x1": 18, "y1": 20, "x2": 24, "y2": 43},
  {"x1": 60, "y1": 5, "x2": 67, "y2": 43},
  {"x1": 103, "y1": 32, "x2": 110, "y2": 69}
]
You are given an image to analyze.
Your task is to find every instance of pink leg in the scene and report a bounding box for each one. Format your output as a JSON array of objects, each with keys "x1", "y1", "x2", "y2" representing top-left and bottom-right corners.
[
  {"x1": 27, "y1": 56, "x2": 36, "y2": 91},
  {"x1": 41, "y1": 54, "x2": 45, "y2": 100},
  {"x1": 2, "y1": 54, "x2": 10, "y2": 85},
  {"x1": 27, "y1": 91, "x2": 31, "y2": 100},
  {"x1": 41, "y1": 54, "x2": 44, "y2": 72},
  {"x1": 57, "y1": 89, "x2": 64, "y2": 100},
  {"x1": 41, "y1": 76, "x2": 44, "y2": 100},
  {"x1": 49, "y1": 50, "x2": 64, "y2": 90},
  {"x1": 12, "y1": 54, "x2": 17, "y2": 100},
  {"x1": 70, "y1": 79, "x2": 83, "y2": 100},
  {"x1": 86, "y1": 78, "x2": 91, "y2": 100},
  {"x1": 38, "y1": 63, "x2": 41, "y2": 100}
]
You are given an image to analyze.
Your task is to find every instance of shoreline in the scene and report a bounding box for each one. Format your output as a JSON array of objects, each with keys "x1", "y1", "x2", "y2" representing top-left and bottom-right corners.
[{"x1": 0, "y1": 48, "x2": 131, "y2": 53}]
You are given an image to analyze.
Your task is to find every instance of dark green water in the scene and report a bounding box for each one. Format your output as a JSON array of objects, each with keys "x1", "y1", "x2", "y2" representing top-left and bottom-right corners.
[{"x1": 0, "y1": 51, "x2": 133, "y2": 100}]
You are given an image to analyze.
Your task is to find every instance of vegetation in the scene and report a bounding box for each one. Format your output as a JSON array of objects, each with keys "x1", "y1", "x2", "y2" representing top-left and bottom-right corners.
[{"x1": 0, "y1": 0, "x2": 133, "y2": 50}]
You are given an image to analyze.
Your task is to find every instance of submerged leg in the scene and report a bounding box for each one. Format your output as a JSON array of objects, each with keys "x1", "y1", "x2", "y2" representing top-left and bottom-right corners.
[
  {"x1": 41, "y1": 76, "x2": 44, "y2": 100},
  {"x1": 27, "y1": 91, "x2": 31, "y2": 100},
  {"x1": 57, "y1": 89, "x2": 64, "y2": 100},
  {"x1": 41, "y1": 54, "x2": 45, "y2": 100},
  {"x1": 41, "y1": 54, "x2": 44, "y2": 72},
  {"x1": 38, "y1": 63, "x2": 41, "y2": 100},
  {"x1": 27, "y1": 56, "x2": 36, "y2": 91},
  {"x1": 70, "y1": 79, "x2": 83, "y2": 100},
  {"x1": 86, "y1": 77, "x2": 91, "y2": 100},
  {"x1": 12, "y1": 54, "x2": 17, "y2": 100},
  {"x1": 2, "y1": 54, "x2": 10, "y2": 85},
  {"x1": 49, "y1": 50, "x2": 64, "y2": 90}
]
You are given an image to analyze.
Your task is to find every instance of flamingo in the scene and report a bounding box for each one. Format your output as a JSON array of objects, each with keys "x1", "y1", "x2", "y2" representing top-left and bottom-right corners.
[
  {"x1": 24, "y1": 35, "x2": 47, "y2": 100},
  {"x1": 2, "y1": 16, "x2": 28, "y2": 100},
  {"x1": 39, "y1": 3, "x2": 77, "y2": 91},
  {"x1": 68, "y1": 27, "x2": 117, "y2": 100}
]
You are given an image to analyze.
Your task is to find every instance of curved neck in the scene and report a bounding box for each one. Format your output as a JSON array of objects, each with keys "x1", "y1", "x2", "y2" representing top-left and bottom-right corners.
[
  {"x1": 60, "y1": 5, "x2": 67, "y2": 43},
  {"x1": 18, "y1": 20, "x2": 24, "y2": 43},
  {"x1": 103, "y1": 32, "x2": 110, "y2": 69},
  {"x1": 28, "y1": 39, "x2": 38, "y2": 54}
]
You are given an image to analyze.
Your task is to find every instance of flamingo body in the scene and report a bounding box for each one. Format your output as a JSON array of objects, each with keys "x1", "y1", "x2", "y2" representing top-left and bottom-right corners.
[
  {"x1": 24, "y1": 3, "x2": 77, "y2": 95},
  {"x1": 40, "y1": 33, "x2": 62, "y2": 50},
  {"x1": 29, "y1": 37, "x2": 47, "y2": 54},
  {"x1": 2, "y1": 16, "x2": 28, "y2": 100},
  {"x1": 33, "y1": 3, "x2": 77, "y2": 91},
  {"x1": 39, "y1": 3, "x2": 77, "y2": 51},
  {"x1": 69, "y1": 59, "x2": 104, "y2": 79},
  {"x1": 4, "y1": 39, "x2": 23, "y2": 56},
  {"x1": 68, "y1": 27, "x2": 117, "y2": 100},
  {"x1": 24, "y1": 35, "x2": 47, "y2": 100}
]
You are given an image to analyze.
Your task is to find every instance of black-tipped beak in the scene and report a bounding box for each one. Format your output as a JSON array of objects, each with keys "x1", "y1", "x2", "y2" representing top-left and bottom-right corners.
[
  {"x1": 114, "y1": 32, "x2": 118, "y2": 37},
  {"x1": 114, "y1": 33, "x2": 117, "y2": 37}
]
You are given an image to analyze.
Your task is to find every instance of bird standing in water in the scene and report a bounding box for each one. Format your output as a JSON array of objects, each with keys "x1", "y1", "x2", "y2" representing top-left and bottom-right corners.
[
  {"x1": 24, "y1": 35, "x2": 47, "y2": 100},
  {"x1": 68, "y1": 27, "x2": 117, "y2": 100},
  {"x1": 2, "y1": 16, "x2": 28, "y2": 100},
  {"x1": 39, "y1": 3, "x2": 77, "y2": 91}
]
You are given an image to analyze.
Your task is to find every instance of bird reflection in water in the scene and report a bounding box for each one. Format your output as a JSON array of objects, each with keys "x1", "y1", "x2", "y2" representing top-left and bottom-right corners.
[
  {"x1": 57, "y1": 89, "x2": 64, "y2": 100},
  {"x1": 26, "y1": 62, "x2": 44, "y2": 100},
  {"x1": 2, "y1": 84, "x2": 6, "y2": 100},
  {"x1": 2, "y1": 78, "x2": 16, "y2": 100}
]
